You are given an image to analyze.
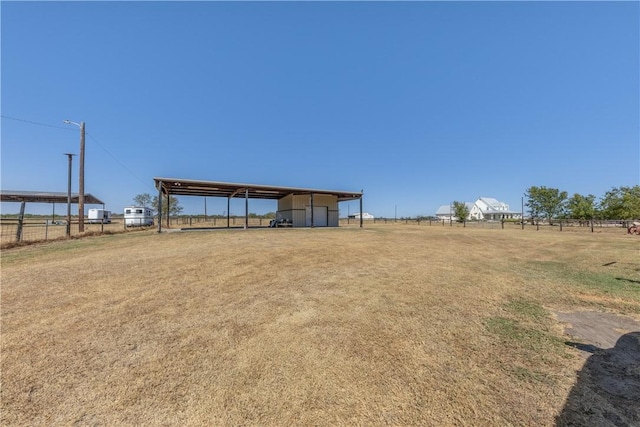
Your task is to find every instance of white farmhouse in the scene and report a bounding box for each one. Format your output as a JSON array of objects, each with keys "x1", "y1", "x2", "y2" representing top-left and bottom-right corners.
[
  {"x1": 469, "y1": 197, "x2": 520, "y2": 221},
  {"x1": 348, "y1": 212, "x2": 374, "y2": 219},
  {"x1": 436, "y1": 197, "x2": 521, "y2": 222}
]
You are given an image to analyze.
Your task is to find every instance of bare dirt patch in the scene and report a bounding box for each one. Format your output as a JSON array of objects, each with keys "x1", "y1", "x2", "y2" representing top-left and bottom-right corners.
[
  {"x1": 555, "y1": 310, "x2": 640, "y2": 352},
  {"x1": 555, "y1": 311, "x2": 640, "y2": 426}
]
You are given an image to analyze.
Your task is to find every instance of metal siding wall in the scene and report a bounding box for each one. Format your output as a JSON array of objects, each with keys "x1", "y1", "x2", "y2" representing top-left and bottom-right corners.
[
  {"x1": 306, "y1": 206, "x2": 329, "y2": 227},
  {"x1": 291, "y1": 195, "x2": 307, "y2": 227},
  {"x1": 317, "y1": 195, "x2": 338, "y2": 226},
  {"x1": 278, "y1": 194, "x2": 293, "y2": 211},
  {"x1": 328, "y1": 210, "x2": 339, "y2": 227},
  {"x1": 292, "y1": 194, "x2": 306, "y2": 210},
  {"x1": 313, "y1": 194, "x2": 338, "y2": 227},
  {"x1": 309, "y1": 195, "x2": 338, "y2": 227},
  {"x1": 278, "y1": 194, "x2": 339, "y2": 227},
  {"x1": 313, "y1": 194, "x2": 336, "y2": 207},
  {"x1": 277, "y1": 195, "x2": 293, "y2": 222},
  {"x1": 292, "y1": 209, "x2": 306, "y2": 227}
]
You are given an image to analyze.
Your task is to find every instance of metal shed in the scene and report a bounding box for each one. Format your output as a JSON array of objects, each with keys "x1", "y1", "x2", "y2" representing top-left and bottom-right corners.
[{"x1": 153, "y1": 177, "x2": 363, "y2": 231}]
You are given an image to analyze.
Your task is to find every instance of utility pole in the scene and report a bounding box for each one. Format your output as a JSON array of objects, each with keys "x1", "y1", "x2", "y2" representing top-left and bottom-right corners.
[
  {"x1": 64, "y1": 120, "x2": 86, "y2": 232},
  {"x1": 64, "y1": 153, "x2": 76, "y2": 237},
  {"x1": 79, "y1": 121, "x2": 85, "y2": 232}
]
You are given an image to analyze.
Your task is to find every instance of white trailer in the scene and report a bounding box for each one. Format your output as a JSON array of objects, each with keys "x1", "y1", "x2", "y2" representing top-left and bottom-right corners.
[
  {"x1": 124, "y1": 206, "x2": 154, "y2": 227},
  {"x1": 88, "y1": 208, "x2": 112, "y2": 224}
]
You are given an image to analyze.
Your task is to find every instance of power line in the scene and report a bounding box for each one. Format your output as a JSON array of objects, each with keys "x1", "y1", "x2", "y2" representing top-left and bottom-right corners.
[
  {"x1": 2, "y1": 114, "x2": 156, "y2": 193},
  {"x1": 1, "y1": 114, "x2": 76, "y2": 131},
  {"x1": 86, "y1": 133, "x2": 156, "y2": 192}
]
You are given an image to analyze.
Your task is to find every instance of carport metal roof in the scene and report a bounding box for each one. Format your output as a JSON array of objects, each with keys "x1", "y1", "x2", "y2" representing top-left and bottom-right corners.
[
  {"x1": 1, "y1": 190, "x2": 105, "y2": 205},
  {"x1": 154, "y1": 177, "x2": 363, "y2": 202}
]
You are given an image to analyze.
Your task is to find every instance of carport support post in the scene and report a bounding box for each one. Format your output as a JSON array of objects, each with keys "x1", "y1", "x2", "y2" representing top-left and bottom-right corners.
[
  {"x1": 166, "y1": 194, "x2": 171, "y2": 228},
  {"x1": 157, "y1": 185, "x2": 163, "y2": 233},
  {"x1": 359, "y1": 194, "x2": 363, "y2": 228},
  {"x1": 227, "y1": 198, "x2": 230, "y2": 228},
  {"x1": 244, "y1": 188, "x2": 248, "y2": 230},
  {"x1": 16, "y1": 201, "x2": 26, "y2": 242}
]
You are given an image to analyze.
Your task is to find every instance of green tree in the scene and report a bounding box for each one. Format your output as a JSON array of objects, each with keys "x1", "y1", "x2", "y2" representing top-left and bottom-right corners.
[
  {"x1": 133, "y1": 193, "x2": 183, "y2": 216},
  {"x1": 599, "y1": 185, "x2": 640, "y2": 220},
  {"x1": 566, "y1": 193, "x2": 596, "y2": 220},
  {"x1": 133, "y1": 193, "x2": 152, "y2": 207},
  {"x1": 525, "y1": 186, "x2": 568, "y2": 224},
  {"x1": 452, "y1": 201, "x2": 469, "y2": 223},
  {"x1": 153, "y1": 194, "x2": 183, "y2": 217}
]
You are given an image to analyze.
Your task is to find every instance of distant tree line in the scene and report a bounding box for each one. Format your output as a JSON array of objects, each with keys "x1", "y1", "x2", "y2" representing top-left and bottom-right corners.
[{"x1": 525, "y1": 185, "x2": 640, "y2": 222}]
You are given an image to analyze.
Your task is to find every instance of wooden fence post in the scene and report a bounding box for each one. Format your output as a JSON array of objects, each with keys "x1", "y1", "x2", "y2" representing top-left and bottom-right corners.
[{"x1": 16, "y1": 201, "x2": 26, "y2": 242}]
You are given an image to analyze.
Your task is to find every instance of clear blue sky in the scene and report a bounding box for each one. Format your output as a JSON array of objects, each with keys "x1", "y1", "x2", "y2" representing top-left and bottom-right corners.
[{"x1": 2, "y1": 1, "x2": 638, "y2": 217}]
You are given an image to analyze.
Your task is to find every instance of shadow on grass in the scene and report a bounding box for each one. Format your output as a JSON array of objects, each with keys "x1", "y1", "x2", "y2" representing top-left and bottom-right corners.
[
  {"x1": 615, "y1": 277, "x2": 640, "y2": 285},
  {"x1": 564, "y1": 341, "x2": 600, "y2": 354},
  {"x1": 556, "y1": 332, "x2": 640, "y2": 426}
]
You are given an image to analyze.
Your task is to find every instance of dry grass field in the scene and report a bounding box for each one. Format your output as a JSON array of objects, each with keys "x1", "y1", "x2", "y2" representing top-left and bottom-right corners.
[{"x1": 2, "y1": 225, "x2": 639, "y2": 426}]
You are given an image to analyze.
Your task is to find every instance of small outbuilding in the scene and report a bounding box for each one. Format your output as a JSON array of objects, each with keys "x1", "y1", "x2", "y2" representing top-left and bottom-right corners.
[
  {"x1": 276, "y1": 193, "x2": 339, "y2": 227},
  {"x1": 153, "y1": 177, "x2": 363, "y2": 231}
]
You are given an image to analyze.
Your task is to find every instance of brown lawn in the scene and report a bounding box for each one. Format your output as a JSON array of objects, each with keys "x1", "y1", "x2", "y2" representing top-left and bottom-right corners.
[{"x1": 2, "y1": 225, "x2": 639, "y2": 426}]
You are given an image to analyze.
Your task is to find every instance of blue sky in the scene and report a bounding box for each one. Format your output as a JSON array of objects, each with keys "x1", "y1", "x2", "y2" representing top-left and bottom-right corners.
[{"x1": 2, "y1": 1, "x2": 638, "y2": 218}]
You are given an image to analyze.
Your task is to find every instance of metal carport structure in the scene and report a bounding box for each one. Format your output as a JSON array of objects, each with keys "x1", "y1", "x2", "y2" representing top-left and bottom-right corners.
[
  {"x1": 153, "y1": 177, "x2": 363, "y2": 232},
  {"x1": 1, "y1": 190, "x2": 104, "y2": 205},
  {"x1": 0, "y1": 190, "x2": 105, "y2": 240}
]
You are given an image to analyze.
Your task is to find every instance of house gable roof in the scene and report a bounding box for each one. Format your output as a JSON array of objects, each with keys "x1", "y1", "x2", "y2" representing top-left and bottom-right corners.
[
  {"x1": 435, "y1": 205, "x2": 452, "y2": 215},
  {"x1": 477, "y1": 197, "x2": 505, "y2": 210}
]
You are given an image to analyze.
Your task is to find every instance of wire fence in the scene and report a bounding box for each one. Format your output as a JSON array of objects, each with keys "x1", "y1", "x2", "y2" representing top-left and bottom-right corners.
[
  {"x1": 0, "y1": 218, "x2": 153, "y2": 247},
  {"x1": 0, "y1": 216, "x2": 272, "y2": 246},
  {"x1": 2, "y1": 216, "x2": 636, "y2": 247},
  {"x1": 348, "y1": 217, "x2": 636, "y2": 234},
  {"x1": 165, "y1": 216, "x2": 273, "y2": 228}
]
